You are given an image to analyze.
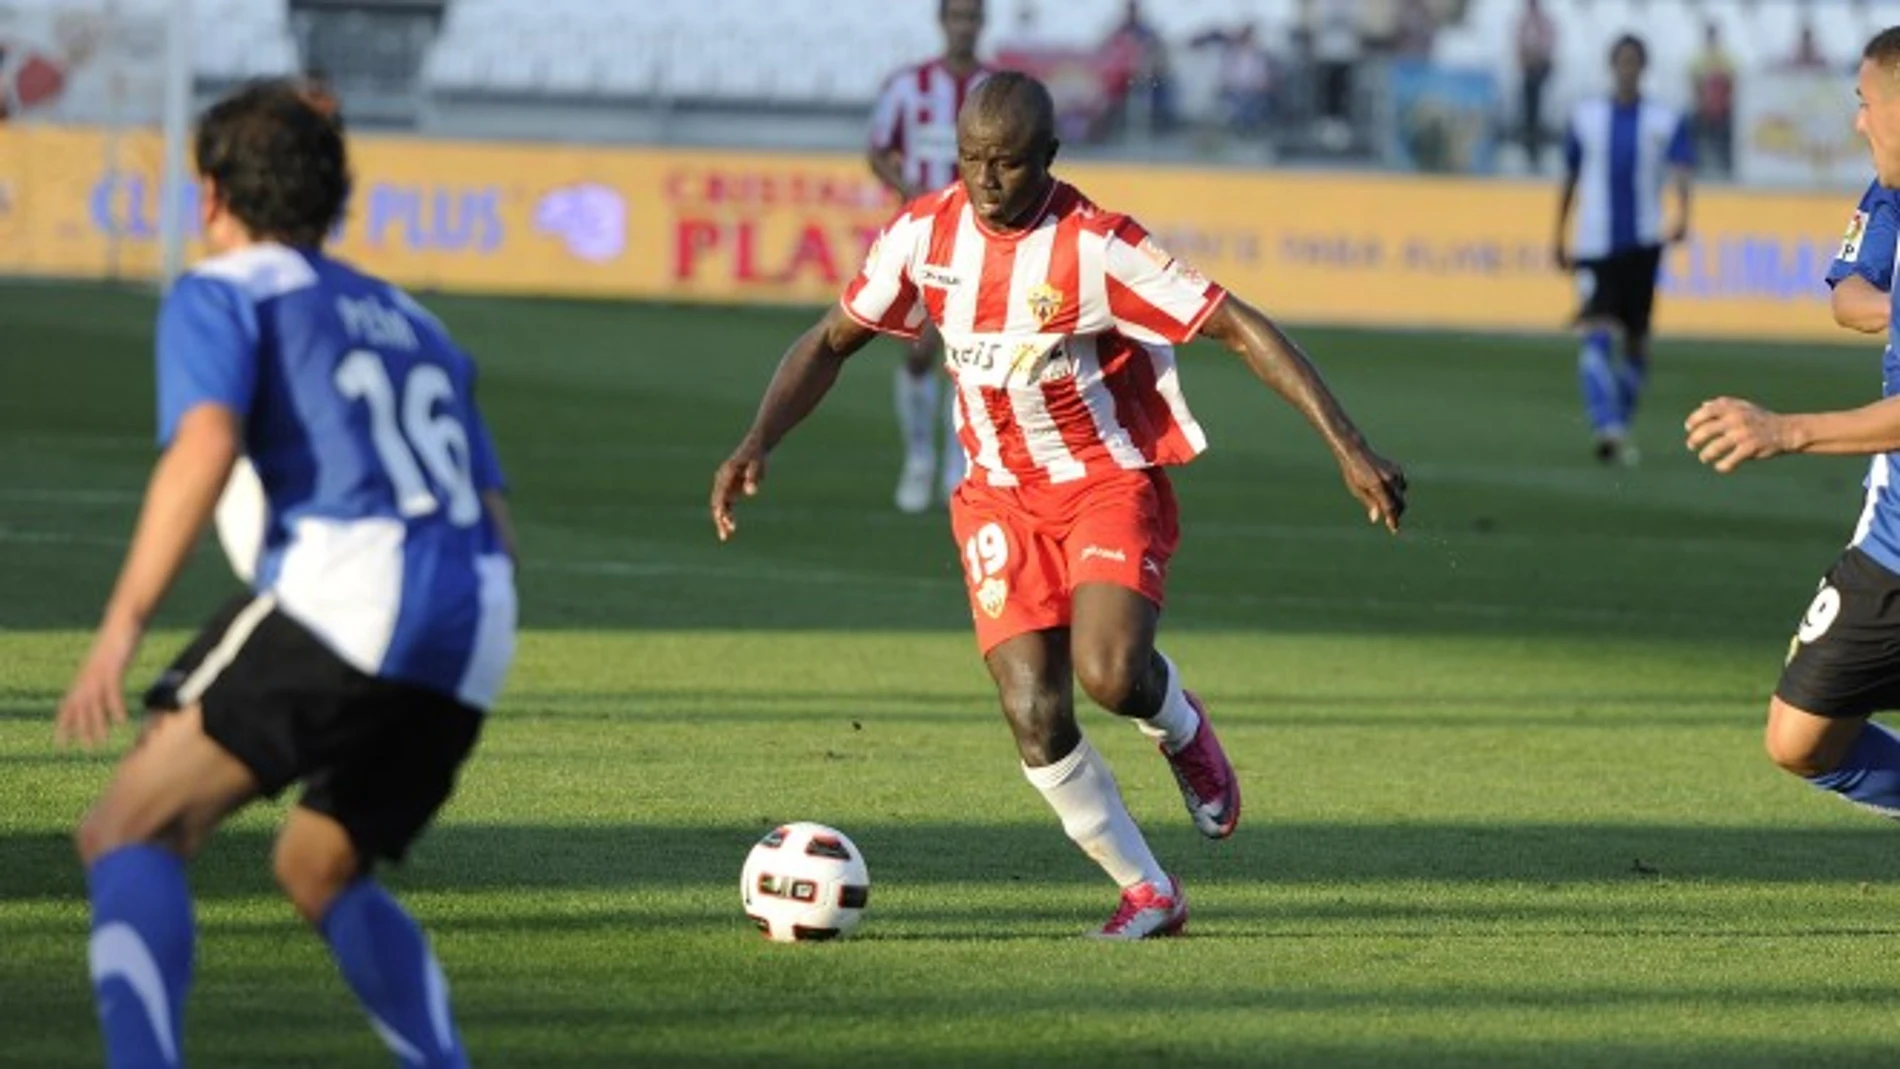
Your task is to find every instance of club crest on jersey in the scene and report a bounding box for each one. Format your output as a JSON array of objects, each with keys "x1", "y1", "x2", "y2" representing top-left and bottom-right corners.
[
  {"x1": 977, "y1": 575, "x2": 1008, "y2": 619},
  {"x1": 1840, "y1": 210, "x2": 1869, "y2": 261},
  {"x1": 1026, "y1": 282, "x2": 1063, "y2": 326}
]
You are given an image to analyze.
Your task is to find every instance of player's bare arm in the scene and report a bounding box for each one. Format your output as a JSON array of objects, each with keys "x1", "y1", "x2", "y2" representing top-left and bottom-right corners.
[
  {"x1": 1667, "y1": 163, "x2": 1693, "y2": 243},
  {"x1": 1199, "y1": 296, "x2": 1408, "y2": 532},
  {"x1": 57, "y1": 403, "x2": 240, "y2": 749},
  {"x1": 711, "y1": 306, "x2": 880, "y2": 540},
  {"x1": 1689, "y1": 394, "x2": 1900, "y2": 473},
  {"x1": 1552, "y1": 170, "x2": 1578, "y2": 270},
  {"x1": 868, "y1": 147, "x2": 913, "y2": 200},
  {"x1": 1833, "y1": 274, "x2": 1891, "y2": 334}
]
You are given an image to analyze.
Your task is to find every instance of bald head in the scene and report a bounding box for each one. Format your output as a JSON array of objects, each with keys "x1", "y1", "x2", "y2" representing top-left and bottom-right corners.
[
  {"x1": 954, "y1": 73, "x2": 1060, "y2": 229},
  {"x1": 959, "y1": 71, "x2": 1057, "y2": 150}
]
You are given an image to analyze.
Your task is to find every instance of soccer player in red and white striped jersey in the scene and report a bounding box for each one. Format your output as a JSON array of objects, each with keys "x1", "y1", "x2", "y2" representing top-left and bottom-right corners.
[
  {"x1": 867, "y1": 0, "x2": 992, "y2": 515},
  {"x1": 713, "y1": 74, "x2": 1406, "y2": 939}
]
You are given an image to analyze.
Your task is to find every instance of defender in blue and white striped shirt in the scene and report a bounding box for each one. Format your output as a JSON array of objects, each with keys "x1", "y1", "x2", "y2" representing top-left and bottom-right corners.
[
  {"x1": 56, "y1": 81, "x2": 514, "y2": 1069},
  {"x1": 1689, "y1": 27, "x2": 1900, "y2": 879},
  {"x1": 1554, "y1": 33, "x2": 1695, "y2": 465}
]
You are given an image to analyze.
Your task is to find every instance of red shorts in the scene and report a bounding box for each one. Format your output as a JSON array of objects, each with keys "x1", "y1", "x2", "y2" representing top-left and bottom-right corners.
[{"x1": 949, "y1": 467, "x2": 1181, "y2": 654}]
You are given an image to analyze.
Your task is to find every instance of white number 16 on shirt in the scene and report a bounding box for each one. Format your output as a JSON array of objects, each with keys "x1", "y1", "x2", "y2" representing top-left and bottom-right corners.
[{"x1": 335, "y1": 348, "x2": 481, "y2": 527}]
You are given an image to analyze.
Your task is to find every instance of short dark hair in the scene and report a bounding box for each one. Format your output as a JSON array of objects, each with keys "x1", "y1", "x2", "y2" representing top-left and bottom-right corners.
[
  {"x1": 194, "y1": 79, "x2": 349, "y2": 248},
  {"x1": 940, "y1": 0, "x2": 983, "y2": 19},
  {"x1": 1610, "y1": 33, "x2": 1648, "y2": 66},
  {"x1": 963, "y1": 70, "x2": 1056, "y2": 148},
  {"x1": 1866, "y1": 26, "x2": 1900, "y2": 70}
]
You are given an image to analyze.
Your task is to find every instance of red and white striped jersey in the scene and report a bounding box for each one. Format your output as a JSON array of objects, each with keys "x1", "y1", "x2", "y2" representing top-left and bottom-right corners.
[
  {"x1": 841, "y1": 180, "x2": 1227, "y2": 489},
  {"x1": 868, "y1": 60, "x2": 992, "y2": 195}
]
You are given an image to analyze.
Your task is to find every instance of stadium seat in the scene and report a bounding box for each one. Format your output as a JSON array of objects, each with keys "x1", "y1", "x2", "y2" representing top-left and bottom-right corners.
[{"x1": 396, "y1": 0, "x2": 1896, "y2": 121}]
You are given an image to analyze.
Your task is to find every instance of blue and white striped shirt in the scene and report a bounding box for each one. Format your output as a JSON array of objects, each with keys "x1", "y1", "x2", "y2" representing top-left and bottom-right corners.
[
  {"x1": 159, "y1": 243, "x2": 516, "y2": 710},
  {"x1": 1822, "y1": 180, "x2": 1900, "y2": 576},
  {"x1": 1564, "y1": 96, "x2": 1694, "y2": 261}
]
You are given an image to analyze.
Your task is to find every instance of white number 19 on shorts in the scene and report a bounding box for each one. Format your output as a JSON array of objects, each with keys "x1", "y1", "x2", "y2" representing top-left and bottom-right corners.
[{"x1": 962, "y1": 523, "x2": 1009, "y2": 586}]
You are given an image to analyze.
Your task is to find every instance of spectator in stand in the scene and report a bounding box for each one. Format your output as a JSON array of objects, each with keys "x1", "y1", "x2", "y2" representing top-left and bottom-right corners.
[
  {"x1": 0, "y1": 12, "x2": 98, "y2": 121},
  {"x1": 1356, "y1": 0, "x2": 1399, "y2": 51},
  {"x1": 1310, "y1": 0, "x2": 1363, "y2": 150},
  {"x1": 999, "y1": 1, "x2": 1104, "y2": 143},
  {"x1": 299, "y1": 66, "x2": 343, "y2": 128},
  {"x1": 1191, "y1": 21, "x2": 1274, "y2": 135},
  {"x1": 1102, "y1": 0, "x2": 1175, "y2": 134},
  {"x1": 1689, "y1": 20, "x2": 1736, "y2": 178},
  {"x1": 1786, "y1": 24, "x2": 1830, "y2": 71},
  {"x1": 1393, "y1": 0, "x2": 1438, "y2": 60},
  {"x1": 1516, "y1": 0, "x2": 1557, "y2": 171},
  {"x1": 1006, "y1": 0, "x2": 1058, "y2": 50}
]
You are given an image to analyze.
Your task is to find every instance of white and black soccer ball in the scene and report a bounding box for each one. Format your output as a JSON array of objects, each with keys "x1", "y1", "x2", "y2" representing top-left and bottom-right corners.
[{"x1": 741, "y1": 822, "x2": 870, "y2": 943}]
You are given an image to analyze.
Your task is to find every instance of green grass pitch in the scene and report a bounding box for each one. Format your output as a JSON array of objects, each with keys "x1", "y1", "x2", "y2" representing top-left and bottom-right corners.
[{"x1": 5, "y1": 279, "x2": 1900, "y2": 1067}]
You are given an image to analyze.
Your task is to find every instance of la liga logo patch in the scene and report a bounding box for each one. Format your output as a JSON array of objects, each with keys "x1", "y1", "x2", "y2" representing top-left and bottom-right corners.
[{"x1": 1840, "y1": 210, "x2": 1869, "y2": 261}]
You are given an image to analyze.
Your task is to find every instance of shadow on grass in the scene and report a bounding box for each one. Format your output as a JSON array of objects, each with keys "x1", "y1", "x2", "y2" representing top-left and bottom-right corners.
[{"x1": 7, "y1": 820, "x2": 1900, "y2": 904}]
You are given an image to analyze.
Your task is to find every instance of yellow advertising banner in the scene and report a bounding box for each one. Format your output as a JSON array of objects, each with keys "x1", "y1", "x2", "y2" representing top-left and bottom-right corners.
[
  {"x1": 0, "y1": 125, "x2": 1866, "y2": 343},
  {"x1": 1079, "y1": 164, "x2": 1853, "y2": 342}
]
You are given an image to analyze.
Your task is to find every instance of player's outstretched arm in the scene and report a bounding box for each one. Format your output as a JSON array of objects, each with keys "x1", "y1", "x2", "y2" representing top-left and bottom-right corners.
[
  {"x1": 1199, "y1": 296, "x2": 1407, "y2": 533},
  {"x1": 1832, "y1": 275, "x2": 1891, "y2": 334},
  {"x1": 56, "y1": 404, "x2": 240, "y2": 749},
  {"x1": 711, "y1": 306, "x2": 879, "y2": 541},
  {"x1": 1688, "y1": 394, "x2": 1900, "y2": 473}
]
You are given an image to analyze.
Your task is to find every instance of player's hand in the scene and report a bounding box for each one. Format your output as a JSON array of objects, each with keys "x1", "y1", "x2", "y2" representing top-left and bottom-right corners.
[
  {"x1": 55, "y1": 619, "x2": 141, "y2": 750},
  {"x1": 1551, "y1": 241, "x2": 1572, "y2": 271},
  {"x1": 711, "y1": 438, "x2": 769, "y2": 542},
  {"x1": 1685, "y1": 396, "x2": 1791, "y2": 473},
  {"x1": 1338, "y1": 446, "x2": 1407, "y2": 533}
]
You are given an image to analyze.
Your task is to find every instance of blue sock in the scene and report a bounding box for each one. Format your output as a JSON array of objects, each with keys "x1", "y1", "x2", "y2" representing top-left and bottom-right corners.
[
  {"x1": 320, "y1": 880, "x2": 467, "y2": 1069},
  {"x1": 1577, "y1": 330, "x2": 1622, "y2": 435},
  {"x1": 1806, "y1": 720, "x2": 1900, "y2": 817},
  {"x1": 1615, "y1": 348, "x2": 1649, "y2": 426},
  {"x1": 87, "y1": 845, "x2": 195, "y2": 1069}
]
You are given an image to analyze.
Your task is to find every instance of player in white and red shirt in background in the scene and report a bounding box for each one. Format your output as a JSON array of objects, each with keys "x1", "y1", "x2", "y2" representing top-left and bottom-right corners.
[
  {"x1": 868, "y1": 0, "x2": 992, "y2": 514},
  {"x1": 712, "y1": 74, "x2": 1406, "y2": 939}
]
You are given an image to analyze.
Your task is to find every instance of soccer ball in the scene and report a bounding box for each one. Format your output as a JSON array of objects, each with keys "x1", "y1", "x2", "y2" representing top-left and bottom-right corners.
[{"x1": 740, "y1": 822, "x2": 870, "y2": 942}]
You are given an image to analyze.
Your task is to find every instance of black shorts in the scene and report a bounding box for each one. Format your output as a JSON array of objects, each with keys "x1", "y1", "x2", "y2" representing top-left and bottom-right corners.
[
  {"x1": 1574, "y1": 244, "x2": 1664, "y2": 340},
  {"x1": 1776, "y1": 548, "x2": 1900, "y2": 719},
  {"x1": 145, "y1": 594, "x2": 483, "y2": 863}
]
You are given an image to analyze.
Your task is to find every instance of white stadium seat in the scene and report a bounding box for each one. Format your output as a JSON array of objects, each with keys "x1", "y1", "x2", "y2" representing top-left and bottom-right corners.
[{"x1": 155, "y1": 0, "x2": 1900, "y2": 116}]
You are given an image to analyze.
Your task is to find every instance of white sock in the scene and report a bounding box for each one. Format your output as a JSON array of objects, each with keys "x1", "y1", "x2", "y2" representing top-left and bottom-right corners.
[
  {"x1": 1023, "y1": 737, "x2": 1168, "y2": 890},
  {"x1": 1135, "y1": 652, "x2": 1201, "y2": 754},
  {"x1": 894, "y1": 366, "x2": 938, "y2": 463}
]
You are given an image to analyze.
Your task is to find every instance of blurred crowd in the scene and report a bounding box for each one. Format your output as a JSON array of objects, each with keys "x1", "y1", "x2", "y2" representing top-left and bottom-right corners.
[
  {"x1": 1513, "y1": 0, "x2": 1844, "y2": 178},
  {"x1": 994, "y1": 0, "x2": 1856, "y2": 174},
  {"x1": 0, "y1": 0, "x2": 1868, "y2": 182},
  {"x1": 995, "y1": 0, "x2": 1468, "y2": 154}
]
